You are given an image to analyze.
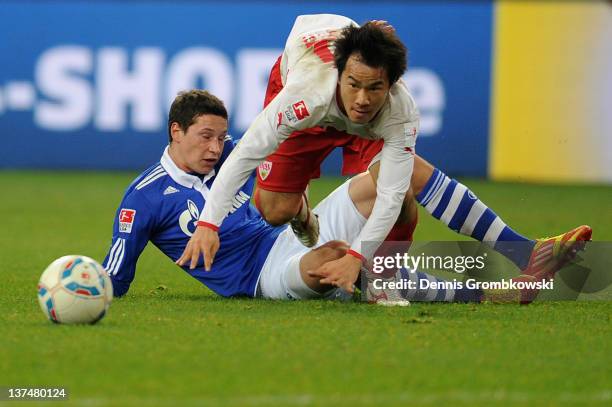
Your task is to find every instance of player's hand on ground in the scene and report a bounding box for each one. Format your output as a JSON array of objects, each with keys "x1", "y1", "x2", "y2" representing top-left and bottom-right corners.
[
  {"x1": 176, "y1": 226, "x2": 220, "y2": 271},
  {"x1": 307, "y1": 254, "x2": 362, "y2": 293}
]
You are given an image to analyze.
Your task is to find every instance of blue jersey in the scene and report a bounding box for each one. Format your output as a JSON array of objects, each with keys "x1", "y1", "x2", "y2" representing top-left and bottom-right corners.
[{"x1": 103, "y1": 139, "x2": 285, "y2": 298}]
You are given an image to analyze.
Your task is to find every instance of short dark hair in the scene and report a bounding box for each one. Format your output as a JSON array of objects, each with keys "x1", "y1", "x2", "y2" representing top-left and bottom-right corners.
[
  {"x1": 167, "y1": 90, "x2": 228, "y2": 143},
  {"x1": 334, "y1": 22, "x2": 407, "y2": 85}
]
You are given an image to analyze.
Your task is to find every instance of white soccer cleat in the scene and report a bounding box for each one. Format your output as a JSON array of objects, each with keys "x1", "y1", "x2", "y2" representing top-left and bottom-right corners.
[
  {"x1": 365, "y1": 269, "x2": 410, "y2": 307},
  {"x1": 290, "y1": 193, "x2": 319, "y2": 248}
]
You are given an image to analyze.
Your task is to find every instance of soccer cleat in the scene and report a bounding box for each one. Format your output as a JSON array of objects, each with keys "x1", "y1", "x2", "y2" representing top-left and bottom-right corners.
[
  {"x1": 365, "y1": 269, "x2": 411, "y2": 306},
  {"x1": 482, "y1": 225, "x2": 593, "y2": 305},
  {"x1": 523, "y1": 225, "x2": 592, "y2": 281},
  {"x1": 290, "y1": 193, "x2": 320, "y2": 247}
]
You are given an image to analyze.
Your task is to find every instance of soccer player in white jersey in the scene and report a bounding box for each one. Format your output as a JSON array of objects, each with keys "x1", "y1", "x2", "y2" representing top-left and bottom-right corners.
[
  {"x1": 179, "y1": 15, "x2": 420, "y2": 290},
  {"x1": 178, "y1": 15, "x2": 591, "y2": 293},
  {"x1": 105, "y1": 89, "x2": 585, "y2": 304}
]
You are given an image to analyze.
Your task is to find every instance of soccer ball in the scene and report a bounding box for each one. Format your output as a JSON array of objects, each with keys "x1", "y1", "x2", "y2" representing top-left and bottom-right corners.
[{"x1": 37, "y1": 255, "x2": 113, "y2": 324}]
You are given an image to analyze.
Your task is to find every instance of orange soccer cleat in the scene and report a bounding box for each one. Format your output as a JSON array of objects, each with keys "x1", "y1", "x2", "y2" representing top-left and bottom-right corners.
[
  {"x1": 482, "y1": 225, "x2": 592, "y2": 305},
  {"x1": 522, "y1": 225, "x2": 593, "y2": 281}
]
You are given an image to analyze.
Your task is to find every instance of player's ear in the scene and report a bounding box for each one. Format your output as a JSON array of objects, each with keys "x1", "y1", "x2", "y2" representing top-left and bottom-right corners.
[{"x1": 170, "y1": 122, "x2": 184, "y2": 143}]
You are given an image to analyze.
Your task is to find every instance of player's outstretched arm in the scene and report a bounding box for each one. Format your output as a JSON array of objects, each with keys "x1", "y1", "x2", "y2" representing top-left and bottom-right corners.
[
  {"x1": 198, "y1": 76, "x2": 331, "y2": 230},
  {"x1": 176, "y1": 226, "x2": 219, "y2": 271}
]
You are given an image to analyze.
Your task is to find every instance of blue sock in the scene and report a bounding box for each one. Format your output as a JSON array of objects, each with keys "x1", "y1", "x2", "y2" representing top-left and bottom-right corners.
[
  {"x1": 416, "y1": 168, "x2": 535, "y2": 270},
  {"x1": 398, "y1": 268, "x2": 482, "y2": 303}
]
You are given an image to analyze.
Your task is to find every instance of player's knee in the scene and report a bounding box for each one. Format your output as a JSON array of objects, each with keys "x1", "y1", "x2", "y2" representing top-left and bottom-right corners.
[
  {"x1": 398, "y1": 190, "x2": 418, "y2": 224},
  {"x1": 259, "y1": 205, "x2": 296, "y2": 226},
  {"x1": 299, "y1": 241, "x2": 350, "y2": 281},
  {"x1": 255, "y1": 190, "x2": 302, "y2": 226}
]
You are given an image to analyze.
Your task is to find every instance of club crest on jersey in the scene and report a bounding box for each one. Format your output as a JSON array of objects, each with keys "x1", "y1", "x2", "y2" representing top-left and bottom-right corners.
[
  {"x1": 258, "y1": 161, "x2": 272, "y2": 181},
  {"x1": 179, "y1": 200, "x2": 200, "y2": 237},
  {"x1": 283, "y1": 100, "x2": 310, "y2": 124},
  {"x1": 119, "y1": 209, "x2": 136, "y2": 233}
]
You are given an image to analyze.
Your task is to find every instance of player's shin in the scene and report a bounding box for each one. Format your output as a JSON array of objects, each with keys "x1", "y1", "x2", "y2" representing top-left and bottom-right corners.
[
  {"x1": 385, "y1": 203, "x2": 418, "y2": 242},
  {"x1": 373, "y1": 197, "x2": 418, "y2": 279},
  {"x1": 415, "y1": 168, "x2": 534, "y2": 270}
]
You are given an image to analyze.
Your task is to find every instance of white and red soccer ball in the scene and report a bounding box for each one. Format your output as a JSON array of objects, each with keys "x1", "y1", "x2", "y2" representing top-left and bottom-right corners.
[{"x1": 37, "y1": 255, "x2": 113, "y2": 324}]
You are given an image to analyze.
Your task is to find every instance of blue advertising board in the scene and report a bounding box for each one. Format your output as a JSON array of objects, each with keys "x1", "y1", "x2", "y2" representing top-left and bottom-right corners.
[{"x1": 0, "y1": 1, "x2": 492, "y2": 175}]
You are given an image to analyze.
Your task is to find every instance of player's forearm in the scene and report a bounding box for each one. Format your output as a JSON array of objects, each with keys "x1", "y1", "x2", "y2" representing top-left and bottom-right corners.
[
  {"x1": 350, "y1": 188, "x2": 406, "y2": 259},
  {"x1": 351, "y1": 152, "x2": 414, "y2": 259},
  {"x1": 199, "y1": 144, "x2": 265, "y2": 226},
  {"x1": 200, "y1": 81, "x2": 328, "y2": 226}
]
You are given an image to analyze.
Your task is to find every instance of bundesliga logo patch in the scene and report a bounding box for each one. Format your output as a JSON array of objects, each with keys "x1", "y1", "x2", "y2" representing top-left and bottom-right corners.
[
  {"x1": 258, "y1": 161, "x2": 272, "y2": 181},
  {"x1": 292, "y1": 100, "x2": 310, "y2": 120},
  {"x1": 283, "y1": 100, "x2": 310, "y2": 124},
  {"x1": 119, "y1": 209, "x2": 136, "y2": 233}
]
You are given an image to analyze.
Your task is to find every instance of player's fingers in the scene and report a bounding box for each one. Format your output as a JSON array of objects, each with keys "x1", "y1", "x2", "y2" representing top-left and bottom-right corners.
[
  {"x1": 307, "y1": 268, "x2": 328, "y2": 278},
  {"x1": 204, "y1": 245, "x2": 214, "y2": 272},
  {"x1": 345, "y1": 283, "x2": 355, "y2": 294},
  {"x1": 319, "y1": 273, "x2": 340, "y2": 286},
  {"x1": 319, "y1": 276, "x2": 333, "y2": 285},
  {"x1": 175, "y1": 242, "x2": 191, "y2": 266},
  {"x1": 175, "y1": 253, "x2": 184, "y2": 266},
  {"x1": 189, "y1": 245, "x2": 201, "y2": 270}
]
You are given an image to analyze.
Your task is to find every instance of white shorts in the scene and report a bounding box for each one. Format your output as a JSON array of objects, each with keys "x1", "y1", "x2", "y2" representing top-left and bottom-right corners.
[{"x1": 257, "y1": 178, "x2": 367, "y2": 300}]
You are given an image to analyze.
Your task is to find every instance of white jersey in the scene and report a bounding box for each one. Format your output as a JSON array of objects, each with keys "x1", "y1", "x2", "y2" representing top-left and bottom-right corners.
[{"x1": 200, "y1": 14, "x2": 419, "y2": 259}]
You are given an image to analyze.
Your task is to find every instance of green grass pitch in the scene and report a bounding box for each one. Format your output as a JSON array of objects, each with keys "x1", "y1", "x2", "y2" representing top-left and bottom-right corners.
[{"x1": 1, "y1": 171, "x2": 611, "y2": 406}]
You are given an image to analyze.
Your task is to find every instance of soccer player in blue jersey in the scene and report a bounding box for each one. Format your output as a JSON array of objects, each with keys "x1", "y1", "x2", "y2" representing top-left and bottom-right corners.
[
  {"x1": 104, "y1": 89, "x2": 394, "y2": 299},
  {"x1": 103, "y1": 89, "x2": 587, "y2": 304}
]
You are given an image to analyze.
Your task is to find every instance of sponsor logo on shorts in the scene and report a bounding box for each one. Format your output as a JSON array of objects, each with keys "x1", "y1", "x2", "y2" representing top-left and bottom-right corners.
[
  {"x1": 283, "y1": 100, "x2": 310, "y2": 124},
  {"x1": 258, "y1": 161, "x2": 272, "y2": 181},
  {"x1": 119, "y1": 209, "x2": 136, "y2": 233}
]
